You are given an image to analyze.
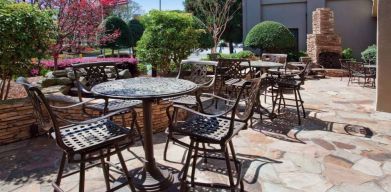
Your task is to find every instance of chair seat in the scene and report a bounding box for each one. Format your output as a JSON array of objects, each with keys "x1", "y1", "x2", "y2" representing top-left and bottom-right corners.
[
  {"x1": 171, "y1": 115, "x2": 246, "y2": 143},
  {"x1": 52, "y1": 119, "x2": 131, "y2": 153},
  {"x1": 276, "y1": 79, "x2": 301, "y2": 88},
  {"x1": 352, "y1": 73, "x2": 375, "y2": 78},
  {"x1": 225, "y1": 79, "x2": 248, "y2": 87},
  {"x1": 172, "y1": 95, "x2": 214, "y2": 106},
  {"x1": 86, "y1": 99, "x2": 141, "y2": 112}
]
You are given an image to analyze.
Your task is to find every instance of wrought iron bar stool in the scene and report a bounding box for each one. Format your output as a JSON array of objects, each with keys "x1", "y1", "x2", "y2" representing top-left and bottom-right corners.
[
  {"x1": 166, "y1": 77, "x2": 264, "y2": 191},
  {"x1": 164, "y1": 60, "x2": 218, "y2": 161},
  {"x1": 270, "y1": 62, "x2": 310, "y2": 125},
  {"x1": 16, "y1": 77, "x2": 137, "y2": 192},
  {"x1": 72, "y1": 62, "x2": 143, "y2": 143}
]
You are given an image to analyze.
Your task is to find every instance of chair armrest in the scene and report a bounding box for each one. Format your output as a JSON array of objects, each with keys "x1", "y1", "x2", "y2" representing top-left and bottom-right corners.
[
  {"x1": 50, "y1": 99, "x2": 102, "y2": 109},
  {"x1": 55, "y1": 108, "x2": 129, "y2": 125},
  {"x1": 172, "y1": 104, "x2": 233, "y2": 118},
  {"x1": 199, "y1": 93, "x2": 236, "y2": 103}
]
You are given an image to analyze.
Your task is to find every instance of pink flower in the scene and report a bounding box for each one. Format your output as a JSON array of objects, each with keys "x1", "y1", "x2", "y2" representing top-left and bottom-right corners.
[
  {"x1": 30, "y1": 68, "x2": 39, "y2": 76},
  {"x1": 41, "y1": 57, "x2": 138, "y2": 69}
]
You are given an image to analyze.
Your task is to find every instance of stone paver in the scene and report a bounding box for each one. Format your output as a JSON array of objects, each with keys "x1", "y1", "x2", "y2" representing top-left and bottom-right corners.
[{"x1": 0, "y1": 77, "x2": 391, "y2": 192}]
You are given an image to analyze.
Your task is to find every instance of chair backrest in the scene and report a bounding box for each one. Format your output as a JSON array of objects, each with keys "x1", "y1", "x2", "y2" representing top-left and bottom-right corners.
[
  {"x1": 348, "y1": 61, "x2": 364, "y2": 74},
  {"x1": 300, "y1": 57, "x2": 312, "y2": 65},
  {"x1": 16, "y1": 77, "x2": 71, "y2": 151},
  {"x1": 224, "y1": 75, "x2": 266, "y2": 140},
  {"x1": 339, "y1": 59, "x2": 352, "y2": 70},
  {"x1": 177, "y1": 60, "x2": 217, "y2": 87},
  {"x1": 217, "y1": 58, "x2": 252, "y2": 81},
  {"x1": 72, "y1": 62, "x2": 120, "y2": 101},
  {"x1": 262, "y1": 53, "x2": 287, "y2": 64},
  {"x1": 72, "y1": 62, "x2": 120, "y2": 91}
]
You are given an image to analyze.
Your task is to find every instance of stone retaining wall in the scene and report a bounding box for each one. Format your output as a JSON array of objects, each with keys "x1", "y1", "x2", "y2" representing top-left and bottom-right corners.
[{"x1": 0, "y1": 94, "x2": 179, "y2": 145}]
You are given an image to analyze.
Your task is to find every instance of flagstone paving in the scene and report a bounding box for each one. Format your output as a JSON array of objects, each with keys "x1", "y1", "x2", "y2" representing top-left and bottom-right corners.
[{"x1": 0, "y1": 77, "x2": 390, "y2": 192}]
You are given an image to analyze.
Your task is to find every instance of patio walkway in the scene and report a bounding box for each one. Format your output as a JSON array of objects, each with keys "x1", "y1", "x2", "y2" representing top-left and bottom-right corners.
[{"x1": 1, "y1": 77, "x2": 390, "y2": 192}]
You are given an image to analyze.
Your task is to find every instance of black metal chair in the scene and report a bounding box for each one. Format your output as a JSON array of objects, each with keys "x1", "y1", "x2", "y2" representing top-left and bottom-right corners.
[
  {"x1": 167, "y1": 77, "x2": 264, "y2": 191},
  {"x1": 16, "y1": 77, "x2": 137, "y2": 192},
  {"x1": 339, "y1": 59, "x2": 352, "y2": 80},
  {"x1": 348, "y1": 61, "x2": 376, "y2": 87},
  {"x1": 72, "y1": 62, "x2": 142, "y2": 142},
  {"x1": 164, "y1": 60, "x2": 218, "y2": 161},
  {"x1": 270, "y1": 62, "x2": 311, "y2": 125},
  {"x1": 216, "y1": 58, "x2": 253, "y2": 99}
]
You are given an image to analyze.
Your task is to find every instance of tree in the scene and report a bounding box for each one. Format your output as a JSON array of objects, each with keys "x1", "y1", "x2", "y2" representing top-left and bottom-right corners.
[
  {"x1": 244, "y1": 21, "x2": 295, "y2": 53},
  {"x1": 0, "y1": 2, "x2": 54, "y2": 100},
  {"x1": 184, "y1": 0, "x2": 240, "y2": 53},
  {"x1": 37, "y1": 0, "x2": 107, "y2": 70},
  {"x1": 99, "y1": 16, "x2": 131, "y2": 54},
  {"x1": 128, "y1": 19, "x2": 144, "y2": 55},
  {"x1": 185, "y1": 0, "x2": 242, "y2": 53},
  {"x1": 137, "y1": 11, "x2": 204, "y2": 76}
]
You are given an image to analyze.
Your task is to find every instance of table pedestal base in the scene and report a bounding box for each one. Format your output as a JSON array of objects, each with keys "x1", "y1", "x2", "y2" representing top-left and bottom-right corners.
[{"x1": 131, "y1": 166, "x2": 173, "y2": 191}]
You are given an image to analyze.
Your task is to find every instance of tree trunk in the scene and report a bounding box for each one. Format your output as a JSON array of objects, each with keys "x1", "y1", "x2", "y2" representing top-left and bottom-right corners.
[
  {"x1": 211, "y1": 47, "x2": 217, "y2": 54},
  {"x1": 53, "y1": 54, "x2": 59, "y2": 71},
  {"x1": 152, "y1": 64, "x2": 157, "y2": 77},
  {"x1": 229, "y1": 41, "x2": 234, "y2": 54},
  {"x1": 111, "y1": 49, "x2": 114, "y2": 56}
]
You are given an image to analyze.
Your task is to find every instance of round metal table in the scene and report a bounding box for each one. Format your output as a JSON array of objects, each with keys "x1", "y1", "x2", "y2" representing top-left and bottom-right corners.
[{"x1": 91, "y1": 77, "x2": 198, "y2": 191}]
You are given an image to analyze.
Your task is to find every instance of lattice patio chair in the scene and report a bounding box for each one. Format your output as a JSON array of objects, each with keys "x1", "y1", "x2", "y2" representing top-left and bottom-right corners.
[
  {"x1": 339, "y1": 59, "x2": 352, "y2": 80},
  {"x1": 215, "y1": 58, "x2": 254, "y2": 99},
  {"x1": 270, "y1": 62, "x2": 311, "y2": 125},
  {"x1": 166, "y1": 77, "x2": 264, "y2": 191},
  {"x1": 71, "y1": 62, "x2": 142, "y2": 142},
  {"x1": 348, "y1": 61, "x2": 376, "y2": 87},
  {"x1": 16, "y1": 77, "x2": 137, "y2": 192}
]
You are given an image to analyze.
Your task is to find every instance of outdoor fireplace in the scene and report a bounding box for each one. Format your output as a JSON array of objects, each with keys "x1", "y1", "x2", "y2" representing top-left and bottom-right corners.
[{"x1": 307, "y1": 8, "x2": 342, "y2": 68}]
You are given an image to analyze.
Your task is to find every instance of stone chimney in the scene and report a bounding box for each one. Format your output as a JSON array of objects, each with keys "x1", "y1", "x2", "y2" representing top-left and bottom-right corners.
[{"x1": 307, "y1": 8, "x2": 342, "y2": 68}]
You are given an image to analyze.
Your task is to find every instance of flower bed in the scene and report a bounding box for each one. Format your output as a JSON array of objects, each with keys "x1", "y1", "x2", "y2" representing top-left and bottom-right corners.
[{"x1": 40, "y1": 57, "x2": 138, "y2": 69}]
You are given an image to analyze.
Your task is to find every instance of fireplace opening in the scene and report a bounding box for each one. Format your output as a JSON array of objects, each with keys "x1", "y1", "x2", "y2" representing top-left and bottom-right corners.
[{"x1": 318, "y1": 52, "x2": 341, "y2": 69}]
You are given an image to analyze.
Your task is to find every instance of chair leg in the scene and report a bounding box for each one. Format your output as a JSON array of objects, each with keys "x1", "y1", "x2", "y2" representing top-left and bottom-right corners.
[
  {"x1": 79, "y1": 155, "x2": 86, "y2": 192},
  {"x1": 54, "y1": 152, "x2": 66, "y2": 191},
  {"x1": 202, "y1": 143, "x2": 208, "y2": 164},
  {"x1": 271, "y1": 88, "x2": 279, "y2": 115},
  {"x1": 191, "y1": 142, "x2": 199, "y2": 187},
  {"x1": 229, "y1": 141, "x2": 244, "y2": 191},
  {"x1": 100, "y1": 155, "x2": 111, "y2": 191},
  {"x1": 297, "y1": 88, "x2": 306, "y2": 118},
  {"x1": 163, "y1": 133, "x2": 171, "y2": 161},
  {"x1": 223, "y1": 145, "x2": 235, "y2": 192},
  {"x1": 115, "y1": 145, "x2": 136, "y2": 192},
  {"x1": 278, "y1": 89, "x2": 283, "y2": 114},
  {"x1": 181, "y1": 140, "x2": 194, "y2": 192},
  {"x1": 293, "y1": 88, "x2": 301, "y2": 125}
]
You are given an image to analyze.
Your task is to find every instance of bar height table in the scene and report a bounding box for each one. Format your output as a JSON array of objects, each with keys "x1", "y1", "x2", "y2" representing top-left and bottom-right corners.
[{"x1": 91, "y1": 77, "x2": 198, "y2": 191}]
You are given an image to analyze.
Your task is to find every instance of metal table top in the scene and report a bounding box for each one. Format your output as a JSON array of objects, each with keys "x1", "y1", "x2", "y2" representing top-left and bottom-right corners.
[
  {"x1": 91, "y1": 77, "x2": 198, "y2": 100},
  {"x1": 241, "y1": 60, "x2": 284, "y2": 68}
]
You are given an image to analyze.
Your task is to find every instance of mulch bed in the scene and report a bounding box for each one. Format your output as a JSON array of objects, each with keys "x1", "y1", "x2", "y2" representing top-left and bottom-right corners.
[{"x1": 4, "y1": 77, "x2": 42, "y2": 99}]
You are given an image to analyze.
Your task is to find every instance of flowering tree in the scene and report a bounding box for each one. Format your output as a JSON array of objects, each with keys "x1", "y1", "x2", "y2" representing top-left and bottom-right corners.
[{"x1": 37, "y1": 0, "x2": 121, "y2": 69}]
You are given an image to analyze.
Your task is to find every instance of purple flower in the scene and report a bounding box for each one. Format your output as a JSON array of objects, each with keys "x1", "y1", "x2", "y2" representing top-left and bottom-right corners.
[{"x1": 30, "y1": 68, "x2": 39, "y2": 76}]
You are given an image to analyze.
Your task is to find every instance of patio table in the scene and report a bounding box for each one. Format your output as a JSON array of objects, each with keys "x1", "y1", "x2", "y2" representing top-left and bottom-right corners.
[
  {"x1": 91, "y1": 77, "x2": 198, "y2": 191},
  {"x1": 241, "y1": 60, "x2": 284, "y2": 76}
]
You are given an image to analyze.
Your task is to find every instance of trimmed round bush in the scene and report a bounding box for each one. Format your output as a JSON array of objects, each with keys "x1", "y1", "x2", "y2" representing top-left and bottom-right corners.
[
  {"x1": 361, "y1": 45, "x2": 376, "y2": 64},
  {"x1": 100, "y1": 16, "x2": 131, "y2": 49},
  {"x1": 128, "y1": 19, "x2": 144, "y2": 48},
  {"x1": 244, "y1": 21, "x2": 295, "y2": 53}
]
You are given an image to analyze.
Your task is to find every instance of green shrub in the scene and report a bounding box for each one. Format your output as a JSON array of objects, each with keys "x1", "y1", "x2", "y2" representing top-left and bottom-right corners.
[
  {"x1": 219, "y1": 51, "x2": 255, "y2": 60},
  {"x1": 342, "y1": 48, "x2": 354, "y2": 60},
  {"x1": 128, "y1": 19, "x2": 144, "y2": 48},
  {"x1": 137, "y1": 11, "x2": 204, "y2": 75},
  {"x1": 0, "y1": 2, "x2": 54, "y2": 99},
  {"x1": 244, "y1": 21, "x2": 295, "y2": 53},
  {"x1": 100, "y1": 16, "x2": 131, "y2": 50},
  {"x1": 361, "y1": 45, "x2": 376, "y2": 64},
  {"x1": 137, "y1": 63, "x2": 148, "y2": 75},
  {"x1": 192, "y1": 16, "x2": 213, "y2": 50}
]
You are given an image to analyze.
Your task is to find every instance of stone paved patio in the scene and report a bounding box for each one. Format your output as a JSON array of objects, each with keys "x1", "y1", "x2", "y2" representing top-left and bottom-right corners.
[{"x1": 1, "y1": 77, "x2": 390, "y2": 192}]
